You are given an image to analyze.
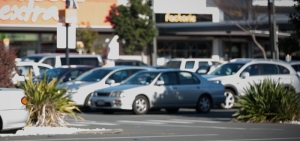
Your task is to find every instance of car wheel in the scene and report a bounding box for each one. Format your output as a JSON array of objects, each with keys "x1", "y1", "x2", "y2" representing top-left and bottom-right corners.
[
  {"x1": 196, "y1": 95, "x2": 211, "y2": 113},
  {"x1": 132, "y1": 96, "x2": 149, "y2": 115},
  {"x1": 82, "y1": 94, "x2": 92, "y2": 112},
  {"x1": 220, "y1": 89, "x2": 235, "y2": 109},
  {"x1": 165, "y1": 108, "x2": 179, "y2": 114},
  {"x1": 102, "y1": 110, "x2": 114, "y2": 114}
]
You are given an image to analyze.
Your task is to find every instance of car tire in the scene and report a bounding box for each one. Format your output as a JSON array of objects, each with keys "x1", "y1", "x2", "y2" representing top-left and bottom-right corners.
[
  {"x1": 132, "y1": 96, "x2": 149, "y2": 115},
  {"x1": 102, "y1": 110, "x2": 114, "y2": 114},
  {"x1": 220, "y1": 89, "x2": 235, "y2": 109},
  {"x1": 196, "y1": 95, "x2": 211, "y2": 113},
  {"x1": 165, "y1": 108, "x2": 179, "y2": 114},
  {"x1": 82, "y1": 93, "x2": 92, "y2": 112}
]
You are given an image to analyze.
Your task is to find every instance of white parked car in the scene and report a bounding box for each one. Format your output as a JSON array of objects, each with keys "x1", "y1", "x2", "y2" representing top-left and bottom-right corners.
[
  {"x1": 166, "y1": 58, "x2": 224, "y2": 72},
  {"x1": 90, "y1": 69, "x2": 225, "y2": 115},
  {"x1": 0, "y1": 88, "x2": 28, "y2": 132},
  {"x1": 203, "y1": 59, "x2": 300, "y2": 109},
  {"x1": 289, "y1": 61, "x2": 300, "y2": 75},
  {"x1": 12, "y1": 62, "x2": 53, "y2": 85},
  {"x1": 58, "y1": 66, "x2": 154, "y2": 109}
]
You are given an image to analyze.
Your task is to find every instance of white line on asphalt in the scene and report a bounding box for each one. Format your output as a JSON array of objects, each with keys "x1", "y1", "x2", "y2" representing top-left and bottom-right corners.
[
  {"x1": 67, "y1": 123, "x2": 88, "y2": 127},
  {"x1": 146, "y1": 120, "x2": 193, "y2": 124},
  {"x1": 6, "y1": 134, "x2": 219, "y2": 141},
  {"x1": 205, "y1": 137, "x2": 300, "y2": 141},
  {"x1": 78, "y1": 121, "x2": 118, "y2": 126},
  {"x1": 117, "y1": 120, "x2": 165, "y2": 125},
  {"x1": 170, "y1": 119, "x2": 222, "y2": 123}
]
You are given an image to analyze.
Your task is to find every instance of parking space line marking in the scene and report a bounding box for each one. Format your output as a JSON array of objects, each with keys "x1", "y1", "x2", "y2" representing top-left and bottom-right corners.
[
  {"x1": 170, "y1": 119, "x2": 221, "y2": 123},
  {"x1": 146, "y1": 120, "x2": 193, "y2": 124},
  {"x1": 117, "y1": 120, "x2": 165, "y2": 125}
]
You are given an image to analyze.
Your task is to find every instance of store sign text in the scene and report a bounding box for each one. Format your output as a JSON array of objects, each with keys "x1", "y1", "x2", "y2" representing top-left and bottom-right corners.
[
  {"x1": 165, "y1": 13, "x2": 197, "y2": 23},
  {"x1": 0, "y1": 0, "x2": 59, "y2": 22}
]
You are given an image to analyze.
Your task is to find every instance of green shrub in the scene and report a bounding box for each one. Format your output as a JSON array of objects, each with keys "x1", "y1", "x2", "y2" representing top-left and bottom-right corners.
[
  {"x1": 18, "y1": 72, "x2": 82, "y2": 127},
  {"x1": 233, "y1": 78, "x2": 300, "y2": 123}
]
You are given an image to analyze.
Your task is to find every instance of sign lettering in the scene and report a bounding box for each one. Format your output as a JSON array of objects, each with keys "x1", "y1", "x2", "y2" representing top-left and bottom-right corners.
[{"x1": 165, "y1": 13, "x2": 197, "y2": 23}]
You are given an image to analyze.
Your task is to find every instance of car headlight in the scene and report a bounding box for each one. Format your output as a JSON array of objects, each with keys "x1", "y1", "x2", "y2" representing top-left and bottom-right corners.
[
  {"x1": 211, "y1": 80, "x2": 222, "y2": 84},
  {"x1": 110, "y1": 91, "x2": 125, "y2": 97}
]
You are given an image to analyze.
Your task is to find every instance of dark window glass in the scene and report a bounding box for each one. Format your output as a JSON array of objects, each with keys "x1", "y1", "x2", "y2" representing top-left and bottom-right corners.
[
  {"x1": 75, "y1": 69, "x2": 112, "y2": 82},
  {"x1": 178, "y1": 72, "x2": 199, "y2": 84},
  {"x1": 242, "y1": 64, "x2": 260, "y2": 76},
  {"x1": 42, "y1": 58, "x2": 55, "y2": 67},
  {"x1": 278, "y1": 65, "x2": 290, "y2": 74},
  {"x1": 38, "y1": 66, "x2": 51, "y2": 75},
  {"x1": 158, "y1": 72, "x2": 178, "y2": 85},
  {"x1": 166, "y1": 61, "x2": 181, "y2": 68},
  {"x1": 261, "y1": 64, "x2": 279, "y2": 75},
  {"x1": 198, "y1": 61, "x2": 209, "y2": 66},
  {"x1": 210, "y1": 63, "x2": 245, "y2": 76},
  {"x1": 108, "y1": 70, "x2": 129, "y2": 83},
  {"x1": 128, "y1": 69, "x2": 144, "y2": 75},
  {"x1": 80, "y1": 58, "x2": 99, "y2": 66},
  {"x1": 185, "y1": 61, "x2": 195, "y2": 69}
]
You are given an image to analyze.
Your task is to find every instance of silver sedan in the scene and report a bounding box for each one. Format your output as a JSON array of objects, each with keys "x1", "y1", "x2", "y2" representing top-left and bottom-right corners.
[{"x1": 90, "y1": 69, "x2": 225, "y2": 115}]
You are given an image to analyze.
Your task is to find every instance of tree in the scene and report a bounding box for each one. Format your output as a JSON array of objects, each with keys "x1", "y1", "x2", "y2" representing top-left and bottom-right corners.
[
  {"x1": 0, "y1": 43, "x2": 17, "y2": 88},
  {"x1": 76, "y1": 24, "x2": 103, "y2": 54},
  {"x1": 282, "y1": 0, "x2": 300, "y2": 58},
  {"x1": 106, "y1": 0, "x2": 157, "y2": 62},
  {"x1": 213, "y1": 0, "x2": 267, "y2": 59}
]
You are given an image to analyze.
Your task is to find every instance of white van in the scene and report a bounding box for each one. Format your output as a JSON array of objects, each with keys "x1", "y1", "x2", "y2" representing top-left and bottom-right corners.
[
  {"x1": 166, "y1": 58, "x2": 224, "y2": 72},
  {"x1": 20, "y1": 53, "x2": 103, "y2": 68}
]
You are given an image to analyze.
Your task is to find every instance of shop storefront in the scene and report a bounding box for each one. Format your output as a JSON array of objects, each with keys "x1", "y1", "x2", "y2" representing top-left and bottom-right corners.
[{"x1": 0, "y1": 0, "x2": 117, "y2": 58}]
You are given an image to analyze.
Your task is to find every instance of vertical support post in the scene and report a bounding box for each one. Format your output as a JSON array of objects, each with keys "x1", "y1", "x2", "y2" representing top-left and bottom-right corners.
[
  {"x1": 151, "y1": 0, "x2": 157, "y2": 66},
  {"x1": 66, "y1": 23, "x2": 70, "y2": 66},
  {"x1": 268, "y1": 0, "x2": 273, "y2": 59}
]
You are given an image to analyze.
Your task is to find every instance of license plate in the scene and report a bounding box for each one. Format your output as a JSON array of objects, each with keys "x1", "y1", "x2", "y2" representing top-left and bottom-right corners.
[{"x1": 97, "y1": 100, "x2": 105, "y2": 105}]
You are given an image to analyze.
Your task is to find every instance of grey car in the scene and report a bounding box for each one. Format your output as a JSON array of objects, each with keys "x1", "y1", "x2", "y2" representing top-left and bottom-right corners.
[{"x1": 90, "y1": 69, "x2": 225, "y2": 115}]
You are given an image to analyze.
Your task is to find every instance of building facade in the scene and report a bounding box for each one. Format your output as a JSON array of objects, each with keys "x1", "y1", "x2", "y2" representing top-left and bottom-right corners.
[{"x1": 0, "y1": 0, "x2": 296, "y2": 63}]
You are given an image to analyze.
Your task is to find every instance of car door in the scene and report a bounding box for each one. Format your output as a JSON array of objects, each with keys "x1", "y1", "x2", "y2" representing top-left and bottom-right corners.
[
  {"x1": 153, "y1": 72, "x2": 179, "y2": 107},
  {"x1": 237, "y1": 64, "x2": 262, "y2": 95},
  {"x1": 175, "y1": 71, "x2": 202, "y2": 106}
]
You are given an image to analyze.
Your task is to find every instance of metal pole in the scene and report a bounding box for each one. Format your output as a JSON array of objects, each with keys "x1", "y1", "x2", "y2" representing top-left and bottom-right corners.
[
  {"x1": 272, "y1": 2, "x2": 279, "y2": 60},
  {"x1": 66, "y1": 23, "x2": 70, "y2": 66},
  {"x1": 151, "y1": 0, "x2": 157, "y2": 66},
  {"x1": 268, "y1": 0, "x2": 274, "y2": 59}
]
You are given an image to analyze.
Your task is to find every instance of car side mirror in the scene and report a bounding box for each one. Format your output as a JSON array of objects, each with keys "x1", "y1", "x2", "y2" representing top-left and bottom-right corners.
[
  {"x1": 106, "y1": 79, "x2": 115, "y2": 85},
  {"x1": 156, "y1": 80, "x2": 165, "y2": 86},
  {"x1": 241, "y1": 72, "x2": 250, "y2": 79}
]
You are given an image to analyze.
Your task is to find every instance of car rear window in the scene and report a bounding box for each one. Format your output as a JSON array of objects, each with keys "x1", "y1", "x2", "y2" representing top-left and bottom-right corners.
[
  {"x1": 166, "y1": 61, "x2": 181, "y2": 68},
  {"x1": 21, "y1": 56, "x2": 43, "y2": 62},
  {"x1": 61, "y1": 57, "x2": 99, "y2": 66}
]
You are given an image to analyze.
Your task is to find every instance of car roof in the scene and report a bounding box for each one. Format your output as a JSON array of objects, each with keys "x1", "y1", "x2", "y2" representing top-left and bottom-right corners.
[
  {"x1": 229, "y1": 58, "x2": 288, "y2": 64},
  {"x1": 59, "y1": 65, "x2": 95, "y2": 69},
  {"x1": 16, "y1": 61, "x2": 53, "y2": 68},
  {"x1": 168, "y1": 58, "x2": 219, "y2": 61},
  {"x1": 113, "y1": 59, "x2": 142, "y2": 62},
  {"x1": 93, "y1": 66, "x2": 155, "y2": 71},
  {"x1": 288, "y1": 61, "x2": 300, "y2": 65},
  {"x1": 23, "y1": 53, "x2": 101, "y2": 57},
  {"x1": 139, "y1": 68, "x2": 181, "y2": 73}
]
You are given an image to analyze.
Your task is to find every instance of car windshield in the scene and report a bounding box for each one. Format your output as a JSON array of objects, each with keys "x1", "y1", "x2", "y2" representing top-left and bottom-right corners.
[
  {"x1": 209, "y1": 63, "x2": 245, "y2": 76},
  {"x1": 40, "y1": 68, "x2": 70, "y2": 80},
  {"x1": 122, "y1": 71, "x2": 160, "y2": 85},
  {"x1": 75, "y1": 69, "x2": 112, "y2": 82},
  {"x1": 21, "y1": 56, "x2": 43, "y2": 62}
]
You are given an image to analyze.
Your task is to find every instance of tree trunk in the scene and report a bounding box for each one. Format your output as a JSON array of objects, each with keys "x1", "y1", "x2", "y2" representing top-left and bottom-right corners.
[
  {"x1": 141, "y1": 50, "x2": 145, "y2": 64},
  {"x1": 251, "y1": 34, "x2": 267, "y2": 59}
]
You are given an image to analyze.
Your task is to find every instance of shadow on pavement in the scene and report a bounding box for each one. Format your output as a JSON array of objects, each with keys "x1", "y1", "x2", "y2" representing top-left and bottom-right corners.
[{"x1": 80, "y1": 107, "x2": 237, "y2": 122}]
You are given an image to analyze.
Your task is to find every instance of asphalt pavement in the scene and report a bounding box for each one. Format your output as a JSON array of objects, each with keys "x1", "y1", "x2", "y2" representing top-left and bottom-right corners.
[{"x1": 2, "y1": 108, "x2": 300, "y2": 141}]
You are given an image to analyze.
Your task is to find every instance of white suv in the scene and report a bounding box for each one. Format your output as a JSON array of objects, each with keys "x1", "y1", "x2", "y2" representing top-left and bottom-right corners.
[
  {"x1": 166, "y1": 58, "x2": 224, "y2": 72},
  {"x1": 203, "y1": 59, "x2": 300, "y2": 109}
]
